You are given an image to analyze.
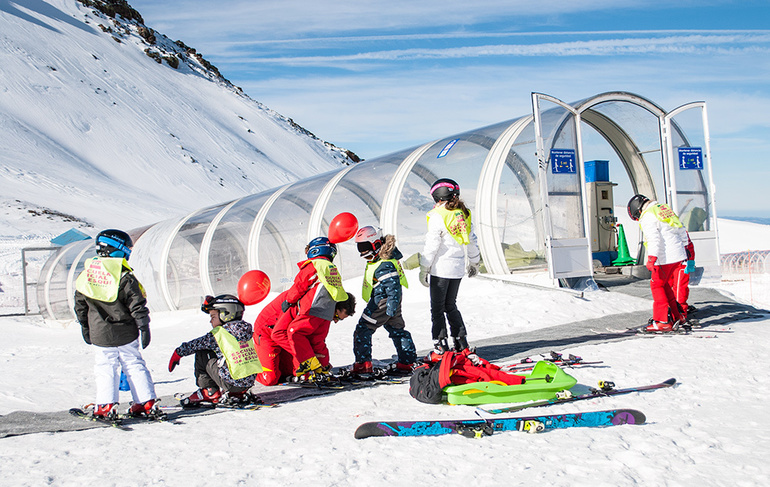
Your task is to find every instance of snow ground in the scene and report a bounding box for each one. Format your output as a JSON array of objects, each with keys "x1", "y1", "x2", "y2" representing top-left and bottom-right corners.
[{"x1": 0, "y1": 261, "x2": 768, "y2": 486}]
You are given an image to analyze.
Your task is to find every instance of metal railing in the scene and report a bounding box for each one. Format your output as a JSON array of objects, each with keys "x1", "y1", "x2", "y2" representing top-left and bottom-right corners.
[{"x1": 721, "y1": 250, "x2": 770, "y2": 275}]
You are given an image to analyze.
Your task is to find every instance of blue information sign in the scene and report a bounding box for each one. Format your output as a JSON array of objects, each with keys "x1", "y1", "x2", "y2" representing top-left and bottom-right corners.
[
  {"x1": 550, "y1": 149, "x2": 576, "y2": 174},
  {"x1": 437, "y1": 139, "x2": 459, "y2": 158},
  {"x1": 678, "y1": 147, "x2": 703, "y2": 170}
]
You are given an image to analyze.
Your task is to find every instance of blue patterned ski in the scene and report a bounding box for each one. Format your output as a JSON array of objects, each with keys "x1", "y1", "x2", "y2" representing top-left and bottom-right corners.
[{"x1": 354, "y1": 408, "x2": 645, "y2": 439}]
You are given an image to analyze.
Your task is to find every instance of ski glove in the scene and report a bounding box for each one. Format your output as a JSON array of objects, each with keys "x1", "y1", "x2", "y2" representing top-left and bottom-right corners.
[
  {"x1": 281, "y1": 300, "x2": 296, "y2": 313},
  {"x1": 140, "y1": 329, "x2": 151, "y2": 349},
  {"x1": 168, "y1": 349, "x2": 182, "y2": 372},
  {"x1": 467, "y1": 263, "x2": 480, "y2": 278},
  {"x1": 684, "y1": 260, "x2": 696, "y2": 274},
  {"x1": 419, "y1": 267, "x2": 430, "y2": 288},
  {"x1": 645, "y1": 255, "x2": 657, "y2": 272}
]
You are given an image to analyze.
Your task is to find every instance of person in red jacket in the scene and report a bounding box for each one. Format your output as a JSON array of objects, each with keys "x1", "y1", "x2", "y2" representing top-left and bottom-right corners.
[{"x1": 256, "y1": 237, "x2": 356, "y2": 384}]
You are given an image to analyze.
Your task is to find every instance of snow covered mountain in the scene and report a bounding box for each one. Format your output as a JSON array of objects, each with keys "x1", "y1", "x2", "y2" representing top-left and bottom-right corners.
[{"x1": 0, "y1": 0, "x2": 358, "y2": 237}]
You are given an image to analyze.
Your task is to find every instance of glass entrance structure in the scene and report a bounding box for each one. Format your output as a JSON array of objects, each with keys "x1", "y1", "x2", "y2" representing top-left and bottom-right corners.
[{"x1": 37, "y1": 91, "x2": 720, "y2": 319}]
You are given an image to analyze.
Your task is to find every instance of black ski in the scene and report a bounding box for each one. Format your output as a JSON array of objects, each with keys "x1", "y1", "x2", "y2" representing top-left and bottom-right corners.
[
  {"x1": 481, "y1": 378, "x2": 677, "y2": 414},
  {"x1": 68, "y1": 408, "x2": 131, "y2": 431}
]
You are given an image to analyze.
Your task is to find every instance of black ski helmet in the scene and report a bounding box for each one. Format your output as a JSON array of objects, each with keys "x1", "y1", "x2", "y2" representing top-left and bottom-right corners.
[
  {"x1": 201, "y1": 294, "x2": 245, "y2": 323},
  {"x1": 430, "y1": 178, "x2": 460, "y2": 203},
  {"x1": 95, "y1": 229, "x2": 133, "y2": 259},
  {"x1": 627, "y1": 194, "x2": 650, "y2": 221}
]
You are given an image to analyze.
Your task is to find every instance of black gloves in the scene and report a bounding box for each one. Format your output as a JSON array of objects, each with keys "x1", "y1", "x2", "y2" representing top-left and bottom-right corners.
[{"x1": 281, "y1": 300, "x2": 296, "y2": 313}]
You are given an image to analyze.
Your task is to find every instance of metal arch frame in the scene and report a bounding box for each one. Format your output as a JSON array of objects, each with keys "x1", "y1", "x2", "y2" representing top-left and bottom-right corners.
[
  {"x1": 532, "y1": 92, "x2": 594, "y2": 284},
  {"x1": 475, "y1": 116, "x2": 533, "y2": 275},
  {"x1": 307, "y1": 165, "x2": 356, "y2": 241},
  {"x1": 248, "y1": 183, "x2": 292, "y2": 270},
  {"x1": 157, "y1": 208, "x2": 203, "y2": 311},
  {"x1": 199, "y1": 198, "x2": 241, "y2": 296},
  {"x1": 65, "y1": 241, "x2": 94, "y2": 320},
  {"x1": 41, "y1": 246, "x2": 70, "y2": 320},
  {"x1": 380, "y1": 141, "x2": 437, "y2": 237},
  {"x1": 663, "y1": 101, "x2": 721, "y2": 267}
]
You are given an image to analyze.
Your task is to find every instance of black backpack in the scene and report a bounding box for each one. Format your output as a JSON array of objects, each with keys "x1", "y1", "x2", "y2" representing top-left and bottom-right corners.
[{"x1": 408, "y1": 362, "x2": 444, "y2": 404}]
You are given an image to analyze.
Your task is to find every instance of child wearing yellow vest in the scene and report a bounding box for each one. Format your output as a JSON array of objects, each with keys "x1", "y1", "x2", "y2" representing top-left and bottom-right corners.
[
  {"x1": 419, "y1": 179, "x2": 481, "y2": 355},
  {"x1": 168, "y1": 294, "x2": 261, "y2": 405},
  {"x1": 74, "y1": 229, "x2": 158, "y2": 419},
  {"x1": 351, "y1": 226, "x2": 417, "y2": 376}
]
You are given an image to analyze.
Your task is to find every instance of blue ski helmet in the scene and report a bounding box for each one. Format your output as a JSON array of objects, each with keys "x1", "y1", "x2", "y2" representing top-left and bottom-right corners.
[
  {"x1": 306, "y1": 236, "x2": 337, "y2": 260},
  {"x1": 96, "y1": 229, "x2": 133, "y2": 259}
]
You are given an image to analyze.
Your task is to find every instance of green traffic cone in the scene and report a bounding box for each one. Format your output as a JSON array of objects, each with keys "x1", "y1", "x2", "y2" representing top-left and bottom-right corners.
[{"x1": 612, "y1": 224, "x2": 636, "y2": 266}]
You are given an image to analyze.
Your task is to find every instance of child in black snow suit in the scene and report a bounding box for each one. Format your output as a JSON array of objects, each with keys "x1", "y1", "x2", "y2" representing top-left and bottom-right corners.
[{"x1": 352, "y1": 226, "x2": 417, "y2": 375}]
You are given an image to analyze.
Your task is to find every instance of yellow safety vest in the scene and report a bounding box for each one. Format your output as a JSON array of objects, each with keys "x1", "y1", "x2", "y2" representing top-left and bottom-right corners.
[
  {"x1": 361, "y1": 259, "x2": 408, "y2": 302},
  {"x1": 309, "y1": 258, "x2": 348, "y2": 302},
  {"x1": 427, "y1": 206, "x2": 472, "y2": 245},
  {"x1": 211, "y1": 326, "x2": 263, "y2": 380},
  {"x1": 75, "y1": 257, "x2": 130, "y2": 303},
  {"x1": 639, "y1": 203, "x2": 684, "y2": 247}
]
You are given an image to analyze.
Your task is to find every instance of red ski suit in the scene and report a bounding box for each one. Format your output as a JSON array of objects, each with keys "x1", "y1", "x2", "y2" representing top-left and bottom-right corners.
[
  {"x1": 253, "y1": 291, "x2": 296, "y2": 386},
  {"x1": 271, "y1": 259, "x2": 335, "y2": 372}
]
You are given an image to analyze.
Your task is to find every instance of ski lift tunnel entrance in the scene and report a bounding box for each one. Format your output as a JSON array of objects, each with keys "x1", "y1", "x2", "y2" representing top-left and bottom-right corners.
[{"x1": 36, "y1": 91, "x2": 720, "y2": 319}]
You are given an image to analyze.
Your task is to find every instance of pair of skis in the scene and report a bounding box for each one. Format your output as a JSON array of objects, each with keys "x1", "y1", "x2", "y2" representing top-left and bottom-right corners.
[
  {"x1": 68, "y1": 406, "x2": 173, "y2": 431},
  {"x1": 354, "y1": 377, "x2": 676, "y2": 439}
]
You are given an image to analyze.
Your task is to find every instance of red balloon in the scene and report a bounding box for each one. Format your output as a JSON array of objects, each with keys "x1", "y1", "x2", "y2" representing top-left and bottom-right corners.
[
  {"x1": 328, "y1": 212, "x2": 359, "y2": 243},
  {"x1": 237, "y1": 270, "x2": 271, "y2": 305}
]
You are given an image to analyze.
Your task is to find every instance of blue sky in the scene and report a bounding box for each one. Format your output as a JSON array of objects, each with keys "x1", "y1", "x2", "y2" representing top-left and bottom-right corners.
[{"x1": 129, "y1": 1, "x2": 770, "y2": 217}]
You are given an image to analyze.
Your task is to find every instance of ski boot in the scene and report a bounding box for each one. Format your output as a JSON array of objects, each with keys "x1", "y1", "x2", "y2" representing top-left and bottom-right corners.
[
  {"x1": 641, "y1": 319, "x2": 674, "y2": 333},
  {"x1": 180, "y1": 387, "x2": 222, "y2": 407},
  {"x1": 452, "y1": 336, "x2": 470, "y2": 353},
  {"x1": 93, "y1": 403, "x2": 118, "y2": 420},
  {"x1": 219, "y1": 390, "x2": 255, "y2": 406},
  {"x1": 350, "y1": 361, "x2": 374, "y2": 380},
  {"x1": 381, "y1": 361, "x2": 417, "y2": 377},
  {"x1": 424, "y1": 338, "x2": 449, "y2": 363},
  {"x1": 127, "y1": 398, "x2": 167, "y2": 420}
]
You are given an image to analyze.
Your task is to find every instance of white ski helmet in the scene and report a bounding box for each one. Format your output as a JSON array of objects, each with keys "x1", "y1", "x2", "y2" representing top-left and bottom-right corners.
[{"x1": 355, "y1": 226, "x2": 382, "y2": 261}]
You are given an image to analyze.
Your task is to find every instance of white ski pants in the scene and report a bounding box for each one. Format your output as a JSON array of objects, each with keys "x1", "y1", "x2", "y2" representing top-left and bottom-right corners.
[{"x1": 94, "y1": 338, "x2": 156, "y2": 405}]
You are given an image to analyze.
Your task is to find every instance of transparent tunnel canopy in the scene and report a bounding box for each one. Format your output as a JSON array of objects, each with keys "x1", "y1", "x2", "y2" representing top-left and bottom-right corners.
[
  {"x1": 207, "y1": 193, "x2": 274, "y2": 296},
  {"x1": 258, "y1": 175, "x2": 330, "y2": 290},
  {"x1": 321, "y1": 157, "x2": 403, "y2": 282},
  {"x1": 498, "y1": 121, "x2": 546, "y2": 270},
  {"x1": 36, "y1": 92, "x2": 721, "y2": 318}
]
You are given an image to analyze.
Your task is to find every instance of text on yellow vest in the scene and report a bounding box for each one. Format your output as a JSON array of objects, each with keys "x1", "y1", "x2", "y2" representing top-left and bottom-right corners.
[
  {"x1": 211, "y1": 326, "x2": 263, "y2": 379},
  {"x1": 361, "y1": 259, "x2": 408, "y2": 302},
  {"x1": 427, "y1": 206, "x2": 472, "y2": 245}
]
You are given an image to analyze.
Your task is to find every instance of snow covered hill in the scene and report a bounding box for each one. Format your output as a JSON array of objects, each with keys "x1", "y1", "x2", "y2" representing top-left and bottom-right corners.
[{"x1": 0, "y1": 0, "x2": 357, "y2": 236}]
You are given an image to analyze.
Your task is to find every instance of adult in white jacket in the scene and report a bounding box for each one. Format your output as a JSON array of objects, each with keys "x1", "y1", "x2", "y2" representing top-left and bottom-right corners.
[
  {"x1": 419, "y1": 178, "x2": 481, "y2": 354},
  {"x1": 628, "y1": 194, "x2": 691, "y2": 333}
]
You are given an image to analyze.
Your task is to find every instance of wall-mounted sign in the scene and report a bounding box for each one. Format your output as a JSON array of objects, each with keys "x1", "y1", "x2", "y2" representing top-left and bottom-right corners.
[
  {"x1": 437, "y1": 139, "x2": 459, "y2": 158},
  {"x1": 678, "y1": 147, "x2": 703, "y2": 170},
  {"x1": 550, "y1": 149, "x2": 576, "y2": 174}
]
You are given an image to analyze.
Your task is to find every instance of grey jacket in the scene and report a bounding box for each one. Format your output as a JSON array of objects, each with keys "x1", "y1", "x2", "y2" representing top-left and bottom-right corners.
[{"x1": 74, "y1": 270, "x2": 150, "y2": 348}]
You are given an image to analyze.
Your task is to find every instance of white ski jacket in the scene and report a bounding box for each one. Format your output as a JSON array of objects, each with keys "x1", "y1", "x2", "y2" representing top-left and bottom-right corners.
[
  {"x1": 420, "y1": 204, "x2": 481, "y2": 279},
  {"x1": 639, "y1": 201, "x2": 689, "y2": 265}
]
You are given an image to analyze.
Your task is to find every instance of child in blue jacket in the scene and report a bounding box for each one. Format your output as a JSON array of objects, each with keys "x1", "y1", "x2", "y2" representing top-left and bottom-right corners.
[{"x1": 352, "y1": 226, "x2": 417, "y2": 375}]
